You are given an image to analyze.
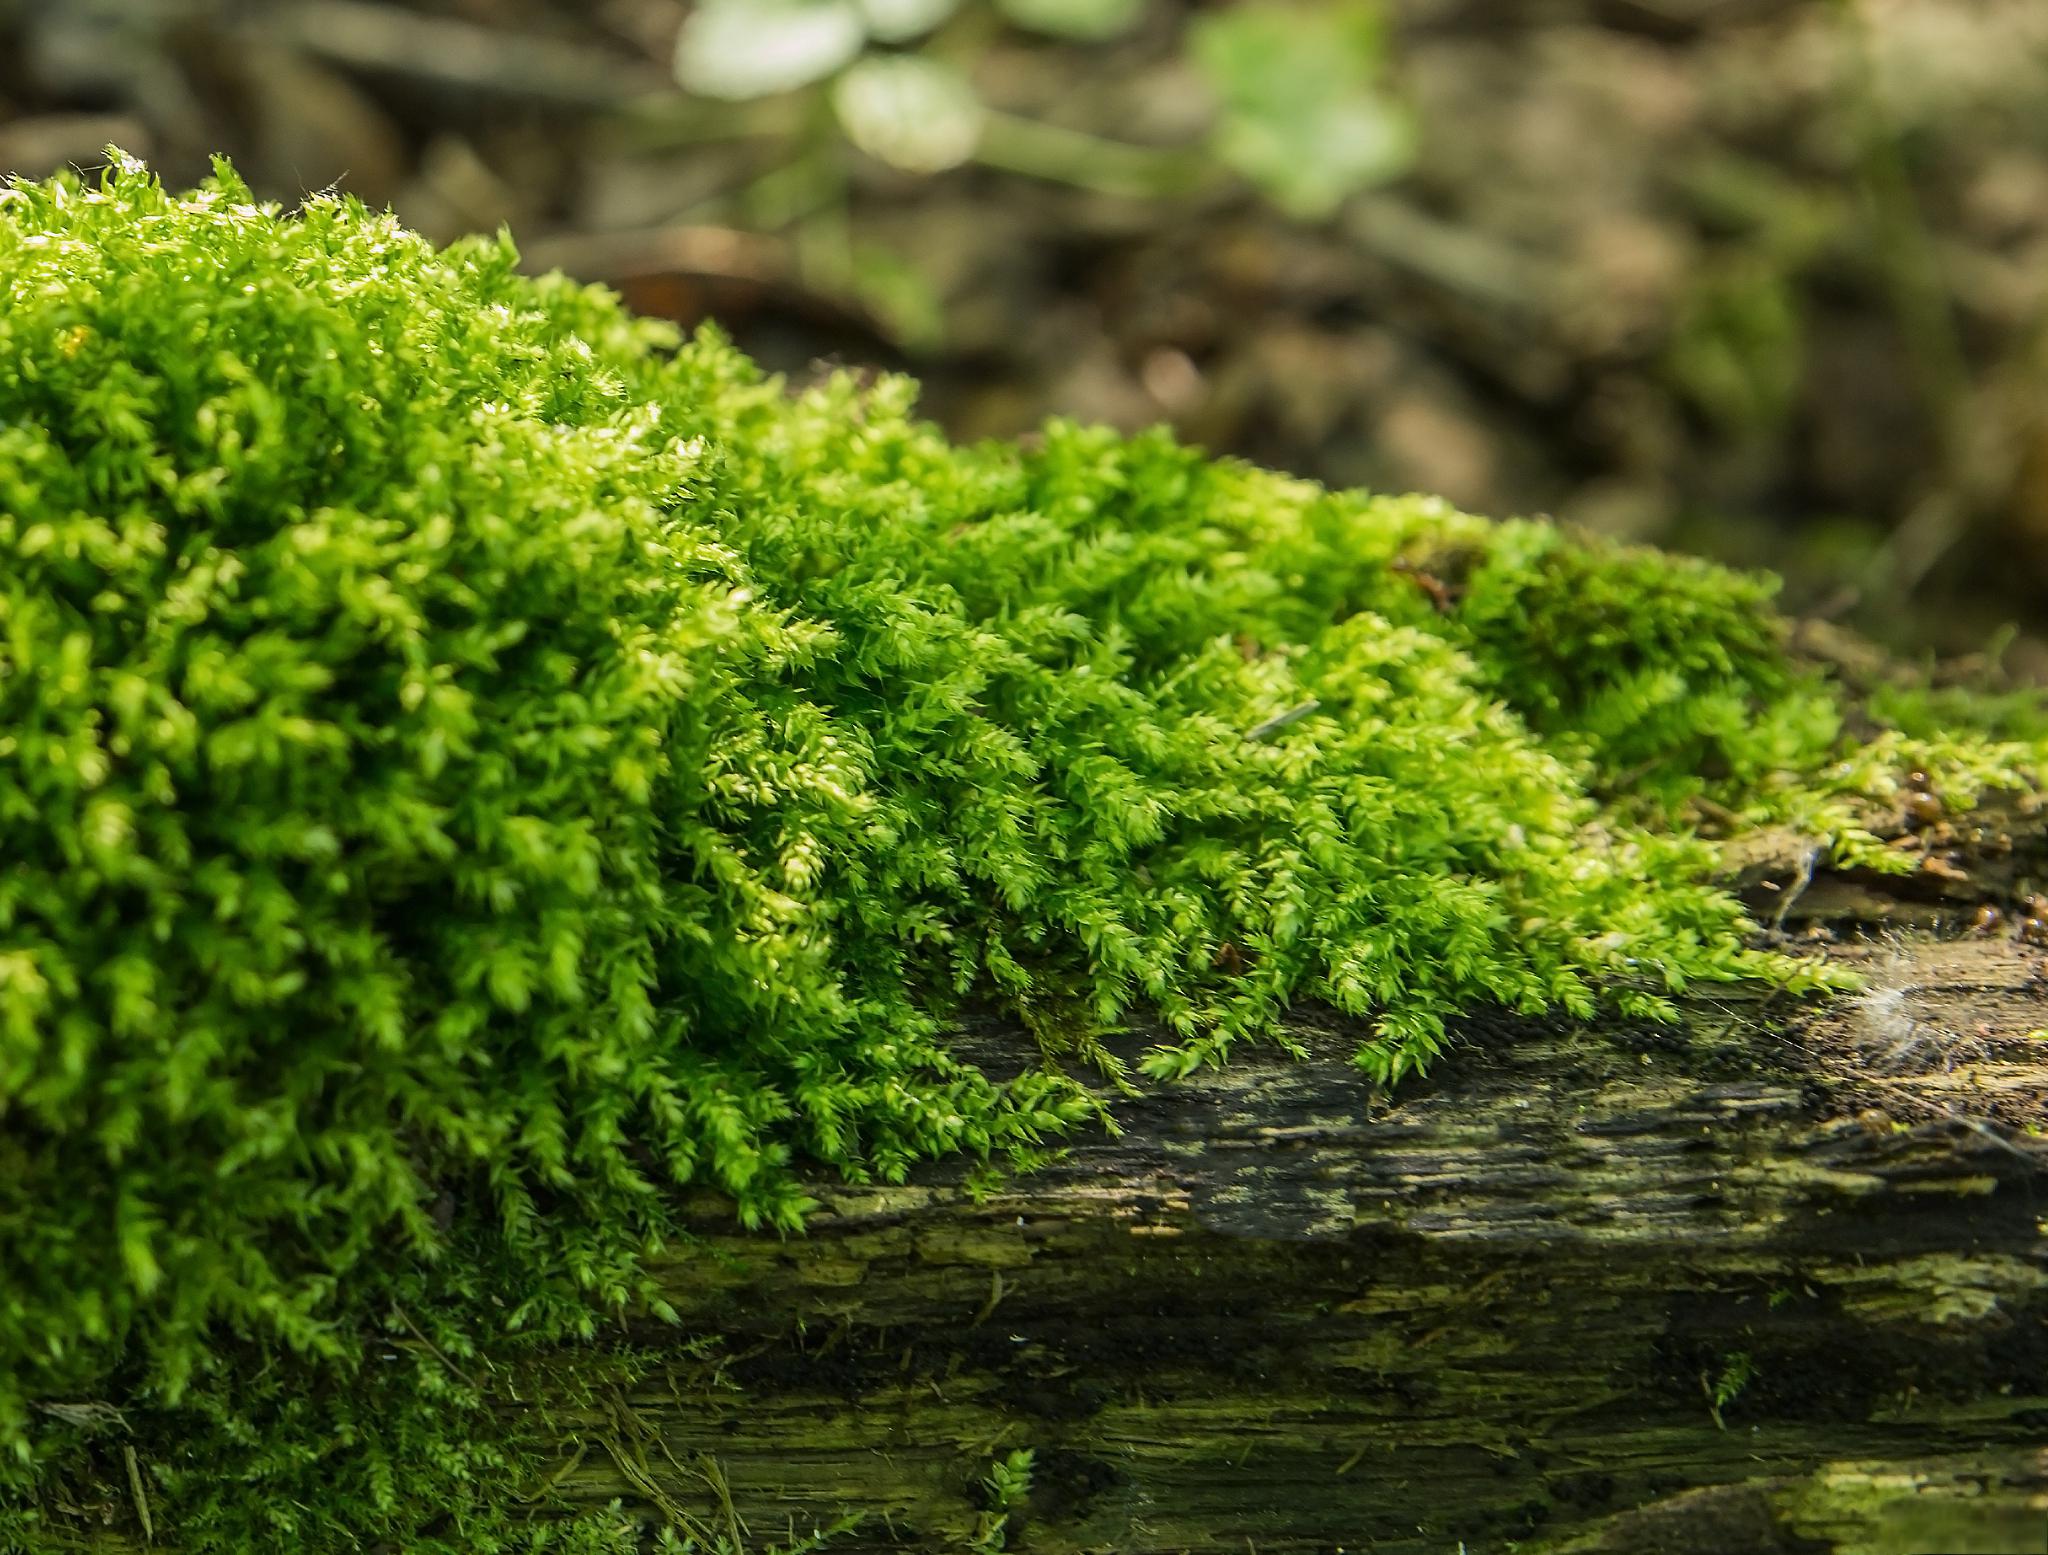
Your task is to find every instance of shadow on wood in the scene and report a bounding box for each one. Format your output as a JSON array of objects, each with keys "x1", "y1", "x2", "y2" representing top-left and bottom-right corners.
[{"x1": 500, "y1": 808, "x2": 2048, "y2": 1553}]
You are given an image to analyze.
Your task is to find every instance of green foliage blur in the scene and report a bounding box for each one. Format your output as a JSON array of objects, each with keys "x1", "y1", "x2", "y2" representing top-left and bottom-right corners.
[{"x1": 672, "y1": 0, "x2": 1414, "y2": 214}]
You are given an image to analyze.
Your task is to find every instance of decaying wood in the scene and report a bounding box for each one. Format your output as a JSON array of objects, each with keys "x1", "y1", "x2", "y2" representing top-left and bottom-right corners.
[
  {"x1": 475, "y1": 798, "x2": 2048, "y2": 1553},
  {"x1": 47, "y1": 799, "x2": 2048, "y2": 1553}
]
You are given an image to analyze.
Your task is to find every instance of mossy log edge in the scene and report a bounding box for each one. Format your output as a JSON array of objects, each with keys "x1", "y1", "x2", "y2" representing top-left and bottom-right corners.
[
  {"x1": 517, "y1": 800, "x2": 2048, "y2": 1555},
  {"x1": 70, "y1": 806, "x2": 2048, "y2": 1554}
]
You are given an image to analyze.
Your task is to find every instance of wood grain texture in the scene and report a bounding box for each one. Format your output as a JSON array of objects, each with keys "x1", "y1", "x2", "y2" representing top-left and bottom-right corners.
[
  {"x1": 501, "y1": 805, "x2": 2048, "y2": 1553},
  {"x1": 46, "y1": 802, "x2": 2048, "y2": 1553}
]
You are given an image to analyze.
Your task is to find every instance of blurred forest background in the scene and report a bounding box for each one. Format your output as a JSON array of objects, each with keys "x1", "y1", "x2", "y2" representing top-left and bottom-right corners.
[{"x1": 5, "y1": 0, "x2": 2046, "y2": 676}]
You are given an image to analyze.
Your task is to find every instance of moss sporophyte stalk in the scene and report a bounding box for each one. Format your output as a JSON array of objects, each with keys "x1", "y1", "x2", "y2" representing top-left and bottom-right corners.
[{"x1": 0, "y1": 155, "x2": 2042, "y2": 1548}]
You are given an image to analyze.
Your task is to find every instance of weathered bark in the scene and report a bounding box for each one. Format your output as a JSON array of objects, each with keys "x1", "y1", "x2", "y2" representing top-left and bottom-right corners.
[
  {"x1": 488, "y1": 800, "x2": 2048, "y2": 1554},
  {"x1": 40, "y1": 803, "x2": 2048, "y2": 1553}
]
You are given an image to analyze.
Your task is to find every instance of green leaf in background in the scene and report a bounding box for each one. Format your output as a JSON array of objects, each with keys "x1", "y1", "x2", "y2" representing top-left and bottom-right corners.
[
  {"x1": 833, "y1": 54, "x2": 987, "y2": 172},
  {"x1": 858, "y1": 0, "x2": 963, "y2": 42},
  {"x1": 674, "y1": 0, "x2": 868, "y2": 99},
  {"x1": 995, "y1": 0, "x2": 1147, "y2": 42},
  {"x1": 1191, "y1": 1, "x2": 1416, "y2": 219}
]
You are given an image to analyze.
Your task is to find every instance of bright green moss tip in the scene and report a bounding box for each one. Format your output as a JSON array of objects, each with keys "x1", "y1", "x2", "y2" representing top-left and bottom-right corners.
[{"x1": 0, "y1": 155, "x2": 2043, "y2": 1547}]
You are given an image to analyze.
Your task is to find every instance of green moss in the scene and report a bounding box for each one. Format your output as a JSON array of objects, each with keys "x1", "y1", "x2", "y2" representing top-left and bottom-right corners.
[{"x1": 0, "y1": 155, "x2": 2041, "y2": 1548}]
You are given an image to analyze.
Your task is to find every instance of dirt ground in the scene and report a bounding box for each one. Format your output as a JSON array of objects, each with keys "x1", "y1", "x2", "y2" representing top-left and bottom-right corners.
[{"x1": 5, "y1": 0, "x2": 2046, "y2": 674}]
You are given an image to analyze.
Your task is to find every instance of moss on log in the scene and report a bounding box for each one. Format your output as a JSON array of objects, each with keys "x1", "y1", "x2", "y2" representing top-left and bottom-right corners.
[
  {"x1": 442, "y1": 810, "x2": 2048, "y2": 1554},
  {"x1": 31, "y1": 811, "x2": 2048, "y2": 1555},
  {"x1": 9, "y1": 160, "x2": 2047, "y2": 1555}
]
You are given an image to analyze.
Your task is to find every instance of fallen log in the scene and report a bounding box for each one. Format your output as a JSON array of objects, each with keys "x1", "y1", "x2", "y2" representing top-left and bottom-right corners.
[
  {"x1": 10, "y1": 159, "x2": 2047, "y2": 1555},
  {"x1": 39, "y1": 833, "x2": 2048, "y2": 1553},
  {"x1": 490, "y1": 812, "x2": 2048, "y2": 1554}
]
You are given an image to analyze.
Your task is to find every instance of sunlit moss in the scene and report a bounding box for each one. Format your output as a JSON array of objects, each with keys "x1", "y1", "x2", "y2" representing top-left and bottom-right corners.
[{"x1": 0, "y1": 156, "x2": 2040, "y2": 1549}]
